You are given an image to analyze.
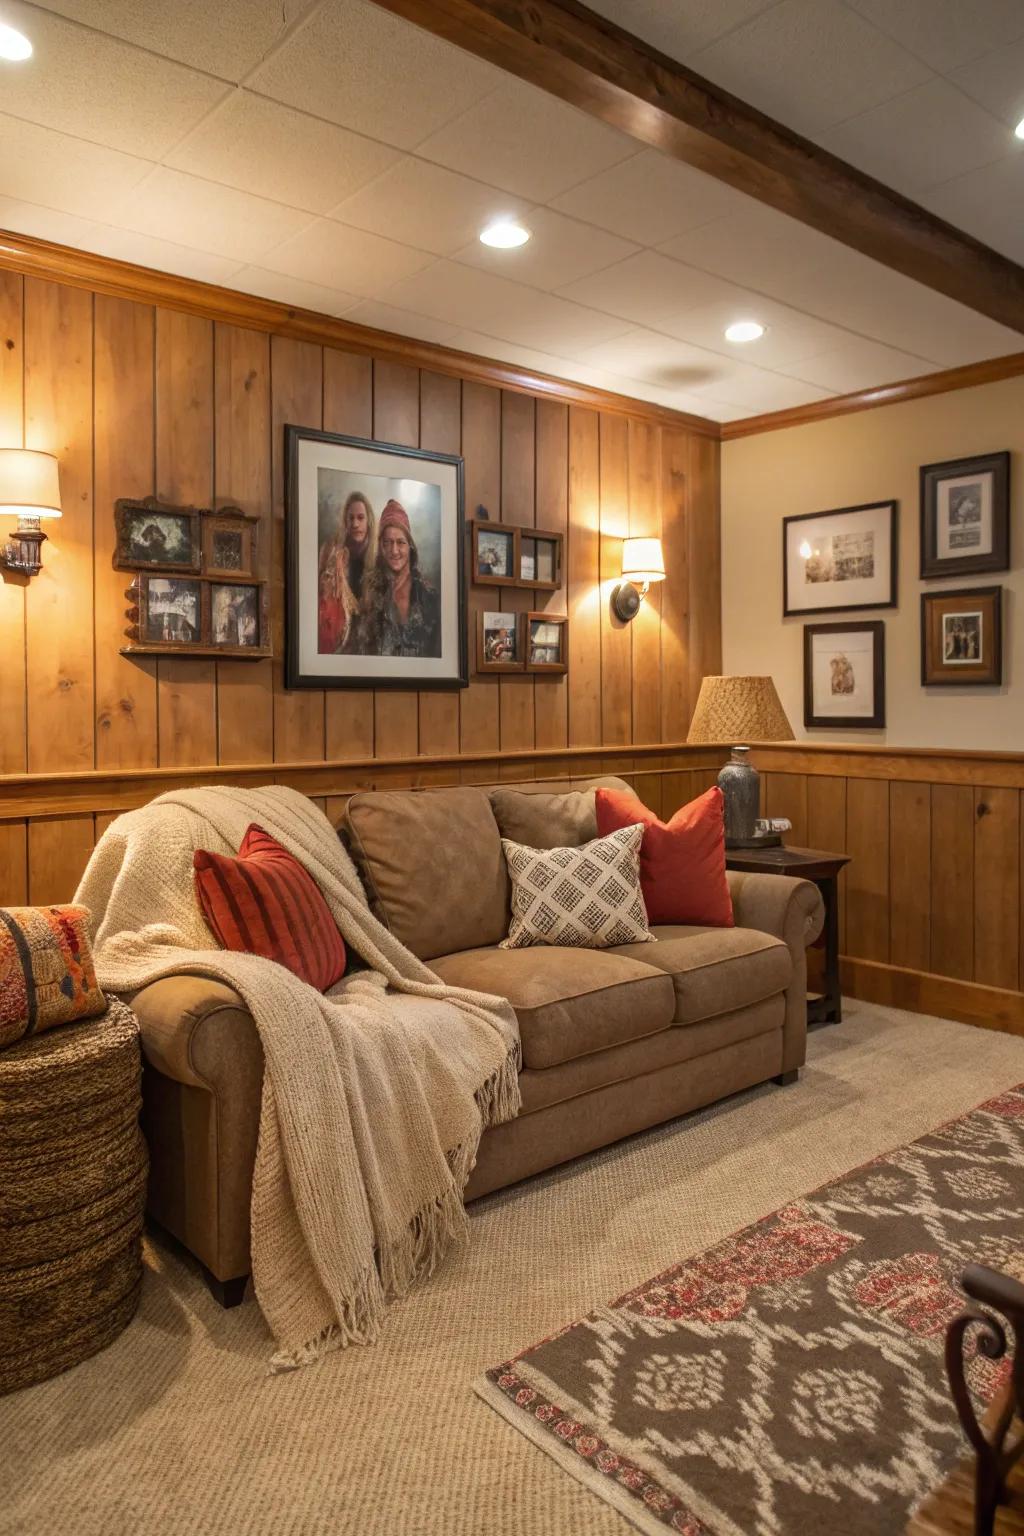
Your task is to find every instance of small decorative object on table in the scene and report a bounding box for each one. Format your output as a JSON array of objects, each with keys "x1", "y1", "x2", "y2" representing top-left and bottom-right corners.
[
  {"x1": 804, "y1": 619, "x2": 886, "y2": 727},
  {"x1": 920, "y1": 451, "x2": 1009, "y2": 579},
  {"x1": 687, "y1": 674, "x2": 794, "y2": 847},
  {"x1": 921, "y1": 586, "x2": 1002, "y2": 687}
]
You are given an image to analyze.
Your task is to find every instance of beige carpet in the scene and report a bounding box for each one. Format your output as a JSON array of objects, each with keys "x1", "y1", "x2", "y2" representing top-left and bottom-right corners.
[{"x1": 6, "y1": 1002, "x2": 1024, "y2": 1536}]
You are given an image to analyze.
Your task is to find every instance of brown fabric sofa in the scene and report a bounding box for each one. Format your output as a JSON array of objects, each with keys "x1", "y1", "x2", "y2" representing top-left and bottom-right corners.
[{"x1": 129, "y1": 778, "x2": 824, "y2": 1304}]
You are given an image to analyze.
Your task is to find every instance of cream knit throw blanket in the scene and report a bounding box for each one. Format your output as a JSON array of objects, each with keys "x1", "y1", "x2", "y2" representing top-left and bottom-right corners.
[{"x1": 74, "y1": 785, "x2": 520, "y2": 1370}]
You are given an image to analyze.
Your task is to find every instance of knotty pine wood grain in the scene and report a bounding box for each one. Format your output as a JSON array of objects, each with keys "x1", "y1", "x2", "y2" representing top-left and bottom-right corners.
[
  {"x1": 764, "y1": 772, "x2": 808, "y2": 847},
  {"x1": 845, "y1": 776, "x2": 889, "y2": 963},
  {"x1": 533, "y1": 398, "x2": 569, "y2": 752},
  {"x1": 806, "y1": 773, "x2": 847, "y2": 951},
  {"x1": 372, "y1": 358, "x2": 420, "y2": 760},
  {"x1": 974, "y1": 786, "x2": 1020, "y2": 991},
  {"x1": 27, "y1": 814, "x2": 94, "y2": 905},
  {"x1": 686, "y1": 431, "x2": 722, "y2": 706},
  {"x1": 659, "y1": 427, "x2": 690, "y2": 744},
  {"x1": 598, "y1": 411, "x2": 631, "y2": 748},
  {"x1": 930, "y1": 784, "x2": 975, "y2": 981},
  {"x1": 568, "y1": 406, "x2": 600, "y2": 748},
  {"x1": 417, "y1": 369, "x2": 461, "y2": 759},
  {"x1": 499, "y1": 389, "x2": 535, "y2": 770},
  {"x1": 0, "y1": 272, "x2": 26, "y2": 774},
  {"x1": 628, "y1": 417, "x2": 662, "y2": 746},
  {"x1": 889, "y1": 780, "x2": 931, "y2": 973},
  {"x1": 460, "y1": 380, "x2": 501, "y2": 755},
  {"x1": 0, "y1": 821, "x2": 27, "y2": 904}
]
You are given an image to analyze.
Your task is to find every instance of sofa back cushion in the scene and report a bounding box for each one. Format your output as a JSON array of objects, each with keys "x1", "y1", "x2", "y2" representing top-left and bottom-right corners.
[
  {"x1": 488, "y1": 776, "x2": 632, "y2": 850},
  {"x1": 342, "y1": 786, "x2": 509, "y2": 960}
]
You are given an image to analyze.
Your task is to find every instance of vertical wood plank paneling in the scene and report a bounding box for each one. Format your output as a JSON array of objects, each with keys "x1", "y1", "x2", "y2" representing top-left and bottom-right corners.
[
  {"x1": 322, "y1": 348, "x2": 375, "y2": 761},
  {"x1": 807, "y1": 773, "x2": 847, "y2": 951},
  {"x1": 214, "y1": 324, "x2": 273, "y2": 765},
  {"x1": 974, "y1": 786, "x2": 1020, "y2": 990},
  {"x1": 499, "y1": 390, "x2": 535, "y2": 769},
  {"x1": 568, "y1": 407, "x2": 601, "y2": 747},
  {"x1": 628, "y1": 418, "x2": 662, "y2": 745},
  {"x1": 660, "y1": 426, "x2": 690, "y2": 742},
  {"x1": 687, "y1": 433, "x2": 722, "y2": 704},
  {"x1": 764, "y1": 772, "x2": 808, "y2": 845},
  {"x1": 271, "y1": 335, "x2": 324, "y2": 762},
  {"x1": 155, "y1": 308, "x2": 216, "y2": 765},
  {"x1": 846, "y1": 777, "x2": 889, "y2": 962},
  {"x1": 0, "y1": 822, "x2": 28, "y2": 904},
  {"x1": 418, "y1": 370, "x2": 461, "y2": 758},
  {"x1": 599, "y1": 413, "x2": 631, "y2": 747},
  {"x1": 534, "y1": 399, "x2": 569, "y2": 752},
  {"x1": 372, "y1": 359, "x2": 420, "y2": 758},
  {"x1": 0, "y1": 272, "x2": 27, "y2": 773},
  {"x1": 28, "y1": 816, "x2": 94, "y2": 905},
  {"x1": 460, "y1": 382, "x2": 501, "y2": 756},
  {"x1": 930, "y1": 784, "x2": 974, "y2": 980},
  {"x1": 24, "y1": 280, "x2": 94, "y2": 772},
  {"x1": 889, "y1": 781, "x2": 930, "y2": 971},
  {"x1": 94, "y1": 296, "x2": 157, "y2": 769}
]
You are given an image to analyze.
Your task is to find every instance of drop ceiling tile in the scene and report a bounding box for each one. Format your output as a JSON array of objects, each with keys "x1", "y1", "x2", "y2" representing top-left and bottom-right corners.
[
  {"x1": 248, "y1": 0, "x2": 500, "y2": 150},
  {"x1": 78, "y1": 227, "x2": 246, "y2": 285},
  {"x1": 31, "y1": 0, "x2": 310, "y2": 81},
  {"x1": 343, "y1": 299, "x2": 460, "y2": 345},
  {"x1": 233, "y1": 265, "x2": 360, "y2": 317},
  {"x1": 455, "y1": 208, "x2": 638, "y2": 291},
  {"x1": 949, "y1": 37, "x2": 1024, "y2": 130},
  {"x1": 114, "y1": 168, "x2": 313, "y2": 263},
  {"x1": 921, "y1": 155, "x2": 1024, "y2": 265},
  {"x1": 844, "y1": 0, "x2": 1024, "y2": 74},
  {"x1": 570, "y1": 328, "x2": 727, "y2": 392},
  {"x1": 446, "y1": 329, "x2": 569, "y2": 377},
  {"x1": 698, "y1": 372, "x2": 836, "y2": 413},
  {"x1": 661, "y1": 293, "x2": 849, "y2": 369},
  {"x1": 383, "y1": 262, "x2": 631, "y2": 352},
  {"x1": 0, "y1": 112, "x2": 151, "y2": 222},
  {"x1": 558, "y1": 250, "x2": 735, "y2": 331},
  {"x1": 550, "y1": 149, "x2": 747, "y2": 248},
  {"x1": 0, "y1": 198, "x2": 104, "y2": 251},
  {"x1": 416, "y1": 78, "x2": 637, "y2": 202},
  {"x1": 822, "y1": 79, "x2": 1012, "y2": 196},
  {"x1": 331, "y1": 159, "x2": 530, "y2": 258},
  {"x1": 167, "y1": 92, "x2": 401, "y2": 214},
  {"x1": 0, "y1": 0, "x2": 228, "y2": 158},
  {"x1": 792, "y1": 337, "x2": 939, "y2": 393},
  {"x1": 581, "y1": 0, "x2": 782, "y2": 61},
  {"x1": 261, "y1": 217, "x2": 434, "y2": 297},
  {"x1": 688, "y1": 0, "x2": 931, "y2": 136}
]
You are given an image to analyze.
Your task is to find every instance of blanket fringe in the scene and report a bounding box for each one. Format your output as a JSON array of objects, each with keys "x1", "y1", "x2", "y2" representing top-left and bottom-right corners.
[
  {"x1": 267, "y1": 1258, "x2": 385, "y2": 1374},
  {"x1": 475, "y1": 1040, "x2": 522, "y2": 1128}
]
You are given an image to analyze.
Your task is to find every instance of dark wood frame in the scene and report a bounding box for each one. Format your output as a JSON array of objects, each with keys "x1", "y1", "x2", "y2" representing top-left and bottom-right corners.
[
  {"x1": 202, "y1": 507, "x2": 259, "y2": 578},
  {"x1": 783, "y1": 501, "x2": 898, "y2": 617},
  {"x1": 920, "y1": 585, "x2": 1003, "y2": 687},
  {"x1": 519, "y1": 530, "x2": 564, "y2": 591},
  {"x1": 208, "y1": 579, "x2": 271, "y2": 656},
  {"x1": 476, "y1": 609, "x2": 525, "y2": 673},
  {"x1": 525, "y1": 611, "x2": 568, "y2": 672},
  {"x1": 803, "y1": 619, "x2": 886, "y2": 729},
  {"x1": 284, "y1": 425, "x2": 467, "y2": 691},
  {"x1": 114, "y1": 496, "x2": 201, "y2": 574},
  {"x1": 471, "y1": 519, "x2": 519, "y2": 587},
  {"x1": 920, "y1": 451, "x2": 1010, "y2": 579},
  {"x1": 124, "y1": 572, "x2": 207, "y2": 651}
]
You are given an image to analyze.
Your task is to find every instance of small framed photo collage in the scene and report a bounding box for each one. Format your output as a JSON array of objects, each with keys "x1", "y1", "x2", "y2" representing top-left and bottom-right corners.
[
  {"x1": 115, "y1": 497, "x2": 270, "y2": 659},
  {"x1": 786, "y1": 451, "x2": 1009, "y2": 729},
  {"x1": 470, "y1": 517, "x2": 566, "y2": 677}
]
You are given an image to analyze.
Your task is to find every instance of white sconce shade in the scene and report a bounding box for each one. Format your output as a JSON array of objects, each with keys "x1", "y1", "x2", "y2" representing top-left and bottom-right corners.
[
  {"x1": 621, "y1": 537, "x2": 665, "y2": 583},
  {"x1": 0, "y1": 449, "x2": 62, "y2": 518}
]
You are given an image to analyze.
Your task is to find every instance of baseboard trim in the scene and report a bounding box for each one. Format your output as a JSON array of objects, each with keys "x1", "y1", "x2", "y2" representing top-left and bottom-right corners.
[{"x1": 840, "y1": 955, "x2": 1024, "y2": 1038}]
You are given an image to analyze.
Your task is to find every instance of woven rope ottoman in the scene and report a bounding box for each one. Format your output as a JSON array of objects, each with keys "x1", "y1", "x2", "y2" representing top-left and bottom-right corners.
[{"x1": 0, "y1": 997, "x2": 148, "y2": 1395}]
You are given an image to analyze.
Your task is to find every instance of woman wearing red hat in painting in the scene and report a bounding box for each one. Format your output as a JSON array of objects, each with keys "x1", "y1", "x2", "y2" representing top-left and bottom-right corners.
[{"x1": 344, "y1": 499, "x2": 441, "y2": 658}]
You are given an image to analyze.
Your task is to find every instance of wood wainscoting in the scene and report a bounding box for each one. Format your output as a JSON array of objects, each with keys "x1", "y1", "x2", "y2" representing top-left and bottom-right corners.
[{"x1": 750, "y1": 743, "x2": 1024, "y2": 1037}]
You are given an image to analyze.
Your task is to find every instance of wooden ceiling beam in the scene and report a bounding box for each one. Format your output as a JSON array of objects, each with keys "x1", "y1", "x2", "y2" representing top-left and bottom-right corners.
[{"x1": 371, "y1": 0, "x2": 1024, "y2": 334}]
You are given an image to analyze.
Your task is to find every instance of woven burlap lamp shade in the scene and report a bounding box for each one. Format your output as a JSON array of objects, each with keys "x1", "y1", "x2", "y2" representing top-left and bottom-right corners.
[{"x1": 687, "y1": 675, "x2": 794, "y2": 744}]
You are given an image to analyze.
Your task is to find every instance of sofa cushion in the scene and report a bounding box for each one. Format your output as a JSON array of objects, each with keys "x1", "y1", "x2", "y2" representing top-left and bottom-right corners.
[
  {"x1": 341, "y1": 787, "x2": 508, "y2": 961},
  {"x1": 428, "y1": 945, "x2": 675, "y2": 1069},
  {"x1": 489, "y1": 776, "x2": 631, "y2": 849},
  {"x1": 611, "y1": 924, "x2": 791, "y2": 1025}
]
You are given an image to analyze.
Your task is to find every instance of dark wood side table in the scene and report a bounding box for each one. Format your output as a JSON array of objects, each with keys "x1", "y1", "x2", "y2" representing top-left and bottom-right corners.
[{"x1": 724, "y1": 845, "x2": 850, "y2": 1026}]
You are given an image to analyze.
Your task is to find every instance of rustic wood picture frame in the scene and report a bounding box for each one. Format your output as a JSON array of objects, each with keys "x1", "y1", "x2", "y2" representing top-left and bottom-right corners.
[
  {"x1": 114, "y1": 496, "x2": 202, "y2": 574},
  {"x1": 525, "y1": 612, "x2": 568, "y2": 672},
  {"x1": 920, "y1": 585, "x2": 1002, "y2": 686},
  {"x1": 202, "y1": 507, "x2": 259, "y2": 578},
  {"x1": 477, "y1": 609, "x2": 525, "y2": 672},
  {"x1": 519, "y1": 530, "x2": 564, "y2": 591},
  {"x1": 124, "y1": 573, "x2": 207, "y2": 652},
  {"x1": 209, "y1": 580, "x2": 271, "y2": 655},
  {"x1": 471, "y1": 520, "x2": 519, "y2": 587}
]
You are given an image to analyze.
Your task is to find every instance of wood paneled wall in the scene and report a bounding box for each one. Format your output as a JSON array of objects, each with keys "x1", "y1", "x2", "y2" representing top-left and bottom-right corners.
[{"x1": 0, "y1": 268, "x2": 721, "y2": 904}]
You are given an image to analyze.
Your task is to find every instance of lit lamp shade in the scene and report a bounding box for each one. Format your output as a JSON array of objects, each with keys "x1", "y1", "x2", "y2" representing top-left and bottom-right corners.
[
  {"x1": 687, "y1": 675, "x2": 793, "y2": 743},
  {"x1": 621, "y1": 537, "x2": 665, "y2": 584},
  {"x1": 0, "y1": 449, "x2": 62, "y2": 519}
]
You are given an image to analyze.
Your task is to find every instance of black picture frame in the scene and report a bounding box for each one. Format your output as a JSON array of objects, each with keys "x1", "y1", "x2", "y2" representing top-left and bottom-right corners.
[
  {"x1": 783, "y1": 501, "x2": 898, "y2": 617},
  {"x1": 803, "y1": 620, "x2": 886, "y2": 729},
  {"x1": 285, "y1": 425, "x2": 467, "y2": 691},
  {"x1": 920, "y1": 585, "x2": 1003, "y2": 687},
  {"x1": 919, "y1": 451, "x2": 1009, "y2": 579}
]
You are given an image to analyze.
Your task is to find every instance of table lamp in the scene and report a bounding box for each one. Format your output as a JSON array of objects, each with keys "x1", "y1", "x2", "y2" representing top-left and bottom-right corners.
[
  {"x1": 0, "y1": 449, "x2": 62, "y2": 577},
  {"x1": 687, "y1": 675, "x2": 794, "y2": 847}
]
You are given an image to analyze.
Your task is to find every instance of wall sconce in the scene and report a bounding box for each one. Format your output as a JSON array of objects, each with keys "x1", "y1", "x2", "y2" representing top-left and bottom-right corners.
[
  {"x1": 612, "y1": 536, "x2": 665, "y2": 621},
  {"x1": 0, "y1": 449, "x2": 62, "y2": 577}
]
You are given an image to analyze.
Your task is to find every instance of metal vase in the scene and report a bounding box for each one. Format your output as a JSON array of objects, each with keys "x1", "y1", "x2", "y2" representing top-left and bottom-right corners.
[{"x1": 717, "y1": 745, "x2": 760, "y2": 845}]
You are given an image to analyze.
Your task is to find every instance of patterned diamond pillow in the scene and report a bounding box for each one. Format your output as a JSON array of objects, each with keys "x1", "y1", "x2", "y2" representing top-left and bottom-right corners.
[{"x1": 500, "y1": 823, "x2": 653, "y2": 950}]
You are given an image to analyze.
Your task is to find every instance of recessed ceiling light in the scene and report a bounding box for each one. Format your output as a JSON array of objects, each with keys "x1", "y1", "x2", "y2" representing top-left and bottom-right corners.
[
  {"x1": 479, "y1": 219, "x2": 530, "y2": 249},
  {"x1": 724, "y1": 320, "x2": 765, "y2": 344},
  {"x1": 1015, "y1": 115, "x2": 1024, "y2": 140},
  {"x1": 0, "y1": 22, "x2": 32, "y2": 60}
]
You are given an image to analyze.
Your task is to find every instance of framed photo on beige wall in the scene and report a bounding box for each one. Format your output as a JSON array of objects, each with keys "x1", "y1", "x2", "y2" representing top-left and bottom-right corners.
[
  {"x1": 803, "y1": 620, "x2": 885, "y2": 728},
  {"x1": 783, "y1": 501, "x2": 897, "y2": 616},
  {"x1": 920, "y1": 586, "x2": 1002, "y2": 686}
]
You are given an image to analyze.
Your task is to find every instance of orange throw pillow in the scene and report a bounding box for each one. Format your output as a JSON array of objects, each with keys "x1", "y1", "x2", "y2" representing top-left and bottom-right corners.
[
  {"x1": 595, "y1": 785, "x2": 734, "y2": 928},
  {"x1": 193, "y1": 824, "x2": 346, "y2": 991}
]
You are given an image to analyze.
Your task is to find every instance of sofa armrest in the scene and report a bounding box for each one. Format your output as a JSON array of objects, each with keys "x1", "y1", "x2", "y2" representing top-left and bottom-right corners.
[
  {"x1": 726, "y1": 871, "x2": 824, "y2": 1075},
  {"x1": 128, "y1": 974, "x2": 264, "y2": 1089}
]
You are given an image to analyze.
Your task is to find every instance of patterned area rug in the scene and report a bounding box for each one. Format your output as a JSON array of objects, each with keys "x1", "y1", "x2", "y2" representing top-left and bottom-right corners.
[{"x1": 478, "y1": 1084, "x2": 1024, "y2": 1536}]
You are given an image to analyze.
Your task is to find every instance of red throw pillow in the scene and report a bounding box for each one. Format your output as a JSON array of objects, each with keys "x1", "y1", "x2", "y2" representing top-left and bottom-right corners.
[
  {"x1": 595, "y1": 786, "x2": 734, "y2": 928},
  {"x1": 193, "y1": 824, "x2": 346, "y2": 991}
]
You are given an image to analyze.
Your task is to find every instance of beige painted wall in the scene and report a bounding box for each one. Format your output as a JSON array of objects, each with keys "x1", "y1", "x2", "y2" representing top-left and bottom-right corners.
[{"x1": 721, "y1": 373, "x2": 1023, "y2": 749}]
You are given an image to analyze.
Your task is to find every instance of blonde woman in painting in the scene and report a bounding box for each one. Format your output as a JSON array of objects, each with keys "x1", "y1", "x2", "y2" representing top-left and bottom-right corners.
[{"x1": 317, "y1": 490, "x2": 377, "y2": 654}]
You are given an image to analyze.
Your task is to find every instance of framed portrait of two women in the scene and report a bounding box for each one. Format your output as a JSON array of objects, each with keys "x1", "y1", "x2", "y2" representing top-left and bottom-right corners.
[{"x1": 285, "y1": 426, "x2": 467, "y2": 690}]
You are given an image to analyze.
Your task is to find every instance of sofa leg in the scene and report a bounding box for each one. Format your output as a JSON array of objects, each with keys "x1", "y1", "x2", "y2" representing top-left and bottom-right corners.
[
  {"x1": 774, "y1": 1069, "x2": 799, "y2": 1086},
  {"x1": 203, "y1": 1269, "x2": 249, "y2": 1308}
]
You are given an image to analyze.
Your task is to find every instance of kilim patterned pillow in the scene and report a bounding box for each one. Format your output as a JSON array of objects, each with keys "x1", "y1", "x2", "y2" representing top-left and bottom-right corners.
[
  {"x1": 0, "y1": 905, "x2": 106, "y2": 1051},
  {"x1": 500, "y1": 823, "x2": 653, "y2": 950}
]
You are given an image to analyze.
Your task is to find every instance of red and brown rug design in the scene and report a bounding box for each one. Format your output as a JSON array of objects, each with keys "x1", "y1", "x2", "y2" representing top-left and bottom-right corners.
[{"x1": 478, "y1": 1087, "x2": 1024, "y2": 1535}]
